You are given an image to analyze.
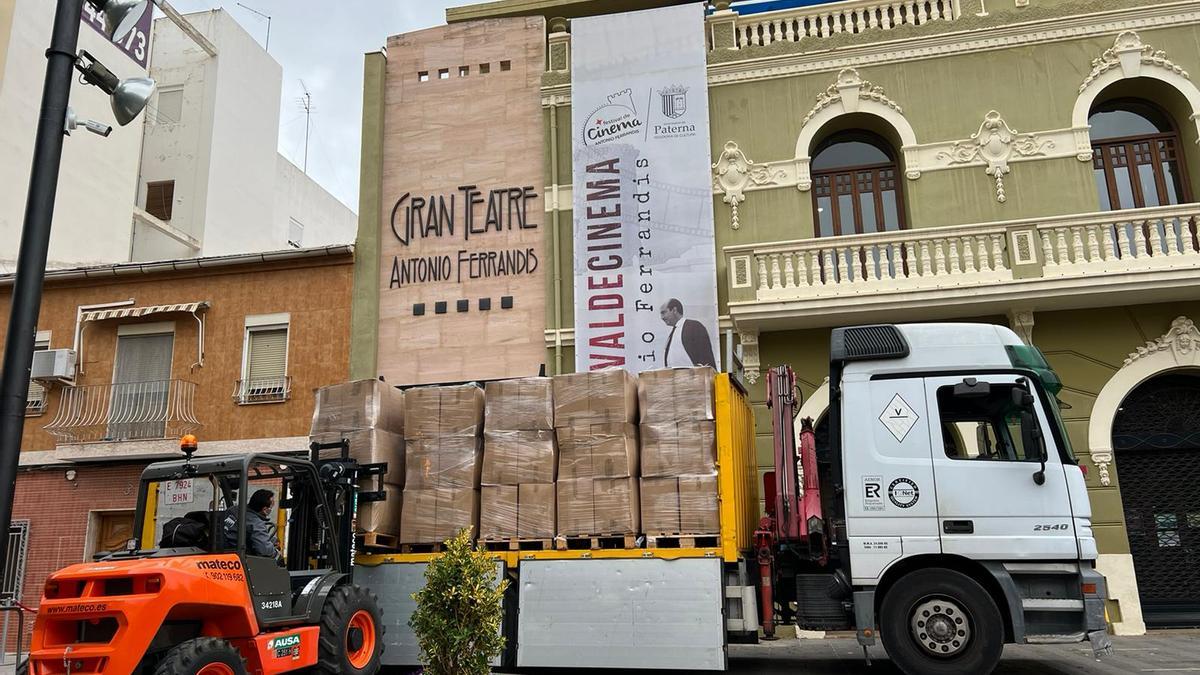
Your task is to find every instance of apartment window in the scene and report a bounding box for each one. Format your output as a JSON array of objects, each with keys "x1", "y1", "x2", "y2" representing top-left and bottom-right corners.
[
  {"x1": 238, "y1": 315, "x2": 290, "y2": 404},
  {"x1": 145, "y1": 180, "x2": 175, "y2": 221},
  {"x1": 811, "y1": 131, "x2": 907, "y2": 237},
  {"x1": 1, "y1": 521, "x2": 30, "y2": 604},
  {"x1": 27, "y1": 332, "x2": 50, "y2": 416},
  {"x1": 110, "y1": 328, "x2": 175, "y2": 441},
  {"x1": 155, "y1": 87, "x2": 183, "y2": 124},
  {"x1": 1090, "y1": 99, "x2": 1191, "y2": 211},
  {"x1": 288, "y1": 218, "x2": 304, "y2": 249}
]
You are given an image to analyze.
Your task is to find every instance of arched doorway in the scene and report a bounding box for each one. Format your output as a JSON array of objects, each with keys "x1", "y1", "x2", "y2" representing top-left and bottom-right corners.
[
  {"x1": 811, "y1": 131, "x2": 908, "y2": 238},
  {"x1": 1089, "y1": 99, "x2": 1192, "y2": 210},
  {"x1": 1112, "y1": 371, "x2": 1200, "y2": 627}
]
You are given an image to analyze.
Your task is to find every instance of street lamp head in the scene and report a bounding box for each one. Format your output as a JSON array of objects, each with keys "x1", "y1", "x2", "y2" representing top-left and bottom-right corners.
[
  {"x1": 111, "y1": 77, "x2": 155, "y2": 126},
  {"x1": 88, "y1": 0, "x2": 150, "y2": 42}
]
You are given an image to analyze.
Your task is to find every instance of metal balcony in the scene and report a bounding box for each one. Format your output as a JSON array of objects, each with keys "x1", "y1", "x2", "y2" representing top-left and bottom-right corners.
[
  {"x1": 724, "y1": 203, "x2": 1200, "y2": 331},
  {"x1": 45, "y1": 379, "x2": 200, "y2": 444},
  {"x1": 232, "y1": 376, "x2": 291, "y2": 405}
]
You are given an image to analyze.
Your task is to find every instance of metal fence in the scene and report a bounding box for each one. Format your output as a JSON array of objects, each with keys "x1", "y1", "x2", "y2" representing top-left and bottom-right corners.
[{"x1": 1, "y1": 521, "x2": 30, "y2": 667}]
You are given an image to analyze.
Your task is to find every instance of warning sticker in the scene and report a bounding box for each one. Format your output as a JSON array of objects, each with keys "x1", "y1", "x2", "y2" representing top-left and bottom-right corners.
[
  {"x1": 879, "y1": 394, "x2": 919, "y2": 443},
  {"x1": 862, "y1": 475, "x2": 884, "y2": 512}
]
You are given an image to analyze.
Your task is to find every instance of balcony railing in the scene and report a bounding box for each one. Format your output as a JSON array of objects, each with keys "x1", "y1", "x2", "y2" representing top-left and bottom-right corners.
[
  {"x1": 726, "y1": 203, "x2": 1200, "y2": 317},
  {"x1": 712, "y1": 0, "x2": 961, "y2": 50},
  {"x1": 45, "y1": 379, "x2": 200, "y2": 444},
  {"x1": 233, "y1": 376, "x2": 291, "y2": 405}
]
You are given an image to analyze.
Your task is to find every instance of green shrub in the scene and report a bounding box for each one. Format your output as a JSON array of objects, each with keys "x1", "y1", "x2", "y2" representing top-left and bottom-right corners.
[{"x1": 409, "y1": 529, "x2": 507, "y2": 675}]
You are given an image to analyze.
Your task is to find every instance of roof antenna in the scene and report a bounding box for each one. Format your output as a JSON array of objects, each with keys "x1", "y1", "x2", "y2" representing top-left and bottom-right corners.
[{"x1": 298, "y1": 80, "x2": 314, "y2": 174}]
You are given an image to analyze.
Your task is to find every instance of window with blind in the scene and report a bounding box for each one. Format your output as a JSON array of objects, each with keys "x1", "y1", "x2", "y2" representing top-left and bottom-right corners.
[
  {"x1": 146, "y1": 180, "x2": 175, "y2": 221},
  {"x1": 240, "y1": 325, "x2": 290, "y2": 403},
  {"x1": 27, "y1": 336, "x2": 50, "y2": 416}
]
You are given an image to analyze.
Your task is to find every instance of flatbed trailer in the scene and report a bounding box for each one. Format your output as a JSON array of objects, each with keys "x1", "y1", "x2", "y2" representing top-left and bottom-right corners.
[{"x1": 355, "y1": 373, "x2": 761, "y2": 671}]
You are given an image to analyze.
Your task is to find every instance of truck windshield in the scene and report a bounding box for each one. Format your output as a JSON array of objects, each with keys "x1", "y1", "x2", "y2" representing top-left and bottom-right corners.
[{"x1": 1006, "y1": 344, "x2": 1077, "y2": 461}]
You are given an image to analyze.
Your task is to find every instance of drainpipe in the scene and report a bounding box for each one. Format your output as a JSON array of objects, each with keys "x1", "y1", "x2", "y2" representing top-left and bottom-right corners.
[{"x1": 549, "y1": 103, "x2": 564, "y2": 375}]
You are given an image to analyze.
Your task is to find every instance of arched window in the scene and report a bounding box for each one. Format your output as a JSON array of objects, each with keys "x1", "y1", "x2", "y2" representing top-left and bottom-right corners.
[
  {"x1": 811, "y1": 131, "x2": 906, "y2": 237},
  {"x1": 1090, "y1": 99, "x2": 1192, "y2": 210}
]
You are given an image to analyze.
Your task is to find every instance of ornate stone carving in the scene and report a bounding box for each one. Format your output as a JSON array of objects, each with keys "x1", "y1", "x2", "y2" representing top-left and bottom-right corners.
[
  {"x1": 935, "y1": 111, "x2": 1053, "y2": 203},
  {"x1": 1008, "y1": 309, "x2": 1035, "y2": 345},
  {"x1": 739, "y1": 332, "x2": 761, "y2": 385},
  {"x1": 801, "y1": 68, "x2": 903, "y2": 128},
  {"x1": 712, "y1": 141, "x2": 787, "y2": 230},
  {"x1": 1090, "y1": 450, "x2": 1113, "y2": 487},
  {"x1": 1124, "y1": 316, "x2": 1200, "y2": 366},
  {"x1": 1080, "y1": 31, "x2": 1189, "y2": 94}
]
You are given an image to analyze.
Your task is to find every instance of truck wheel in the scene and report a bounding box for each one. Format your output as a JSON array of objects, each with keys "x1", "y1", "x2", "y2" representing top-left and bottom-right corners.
[
  {"x1": 316, "y1": 583, "x2": 384, "y2": 674},
  {"x1": 879, "y1": 568, "x2": 1004, "y2": 675},
  {"x1": 152, "y1": 637, "x2": 247, "y2": 675}
]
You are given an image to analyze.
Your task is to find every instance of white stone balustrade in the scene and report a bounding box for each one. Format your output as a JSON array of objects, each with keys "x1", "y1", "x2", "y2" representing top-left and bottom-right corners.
[
  {"x1": 730, "y1": 0, "x2": 960, "y2": 49},
  {"x1": 728, "y1": 204, "x2": 1200, "y2": 303}
]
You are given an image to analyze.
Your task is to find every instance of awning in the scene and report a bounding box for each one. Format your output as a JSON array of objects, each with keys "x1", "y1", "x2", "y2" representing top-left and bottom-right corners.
[
  {"x1": 80, "y1": 301, "x2": 209, "y2": 322},
  {"x1": 77, "y1": 301, "x2": 211, "y2": 373}
]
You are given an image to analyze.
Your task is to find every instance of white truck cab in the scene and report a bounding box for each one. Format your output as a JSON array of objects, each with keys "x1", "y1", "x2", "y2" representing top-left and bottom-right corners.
[{"x1": 798, "y1": 323, "x2": 1110, "y2": 674}]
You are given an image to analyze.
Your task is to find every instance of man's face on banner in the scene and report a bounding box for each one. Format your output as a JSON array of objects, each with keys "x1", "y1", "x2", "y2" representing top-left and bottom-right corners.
[{"x1": 659, "y1": 302, "x2": 682, "y2": 327}]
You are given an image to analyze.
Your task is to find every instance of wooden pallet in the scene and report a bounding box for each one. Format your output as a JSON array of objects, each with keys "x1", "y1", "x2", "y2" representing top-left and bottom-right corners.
[
  {"x1": 645, "y1": 534, "x2": 720, "y2": 549},
  {"x1": 356, "y1": 531, "x2": 398, "y2": 551},
  {"x1": 481, "y1": 538, "x2": 554, "y2": 552},
  {"x1": 399, "y1": 542, "x2": 444, "y2": 554},
  {"x1": 555, "y1": 534, "x2": 637, "y2": 551}
]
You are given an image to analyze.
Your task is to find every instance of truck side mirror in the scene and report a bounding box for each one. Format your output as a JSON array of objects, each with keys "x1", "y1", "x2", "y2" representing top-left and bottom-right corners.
[{"x1": 1020, "y1": 409, "x2": 1047, "y2": 485}]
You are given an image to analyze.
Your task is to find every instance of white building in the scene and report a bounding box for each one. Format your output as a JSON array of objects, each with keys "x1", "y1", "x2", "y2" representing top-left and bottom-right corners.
[
  {"x1": 0, "y1": 6, "x2": 355, "y2": 271},
  {"x1": 0, "y1": 0, "x2": 148, "y2": 272}
]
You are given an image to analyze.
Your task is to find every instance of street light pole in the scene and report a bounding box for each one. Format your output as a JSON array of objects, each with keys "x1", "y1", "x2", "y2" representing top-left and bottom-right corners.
[{"x1": 0, "y1": 0, "x2": 86, "y2": 568}]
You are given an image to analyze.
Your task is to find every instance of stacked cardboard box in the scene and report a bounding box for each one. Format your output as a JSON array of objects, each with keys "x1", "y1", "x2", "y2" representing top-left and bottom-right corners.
[
  {"x1": 480, "y1": 378, "x2": 557, "y2": 540},
  {"x1": 310, "y1": 379, "x2": 406, "y2": 537},
  {"x1": 553, "y1": 370, "x2": 640, "y2": 537},
  {"x1": 399, "y1": 384, "x2": 485, "y2": 543},
  {"x1": 638, "y1": 367, "x2": 720, "y2": 536}
]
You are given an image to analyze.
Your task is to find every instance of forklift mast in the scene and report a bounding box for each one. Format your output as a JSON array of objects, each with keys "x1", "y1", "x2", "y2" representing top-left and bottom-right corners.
[{"x1": 301, "y1": 439, "x2": 388, "y2": 575}]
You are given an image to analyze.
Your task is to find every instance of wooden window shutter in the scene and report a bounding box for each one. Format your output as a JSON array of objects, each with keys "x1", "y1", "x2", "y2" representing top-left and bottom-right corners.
[
  {"x1": 247, "y1": 328, "x2": 288, "y2": 382},
  {"x1": 146, "y1": 181, "x2": 175, "y2": 221}
]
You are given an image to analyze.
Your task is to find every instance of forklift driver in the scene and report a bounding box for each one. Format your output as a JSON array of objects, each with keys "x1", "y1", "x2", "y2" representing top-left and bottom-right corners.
[{"x1": 224, "y1": 488, "x2": 283, "y2": 563}]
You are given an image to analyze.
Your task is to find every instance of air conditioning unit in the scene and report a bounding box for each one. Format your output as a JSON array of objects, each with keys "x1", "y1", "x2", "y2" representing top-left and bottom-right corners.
[{"x1": 31, "y1": 349, "x2": 77, "y2": 383}]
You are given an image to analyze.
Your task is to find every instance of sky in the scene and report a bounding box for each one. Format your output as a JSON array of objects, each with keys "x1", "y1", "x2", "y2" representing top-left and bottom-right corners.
[{"x1": 165, "y1": 0, "x2": 459, "y2": 212}]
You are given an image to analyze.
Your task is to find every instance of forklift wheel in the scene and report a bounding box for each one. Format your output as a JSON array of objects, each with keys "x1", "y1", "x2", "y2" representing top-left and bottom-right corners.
[
  {"x1": 153, "y1": 637, "x2": 247, "y2": 675},
  {"x1": 316, "y1": 584, "x2": 384, "y2": 674}
]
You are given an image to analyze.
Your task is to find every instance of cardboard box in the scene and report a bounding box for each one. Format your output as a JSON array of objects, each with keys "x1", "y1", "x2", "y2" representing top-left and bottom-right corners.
[
  {"x1": 679, "y1": 474, "x2": 720, "y2": 534},
  {"x1": 403, "y1": 384, "x2": 485, "y2": 438},
  {"x1": 310, "y1": 379, "x2": 405, "y2": 435},
  {"x1": 552, "y1": 369, "x2": 637, "y2": 427},
  {"x1": 640, "y1": 477, "x2": 681, "y2": 535},
  {"x1": 405, "y1": 436, "x2": 482, "y2": 490},
  {"x1": 593, "y1": 477, "x2": 640, "y2": 535},
  {"x1": 556, "y1": 423, "x2": 638, "y2": 480},
  {"x1": 637, "y1": 367, "x2": 715, "y2": 423},
  {"x1": 556, "y1": 477, "x2": 594, "y2": 537},
  {"x1": 518, "y1": 483, "x2": 556, "y2": 539},
  {"x1": 311, "y1": 429, "x2": 406, "y2": 485},
  {"x1": 356, "y1": 477, "x2": 402, "y2": 536},
  {"x1": 485, "y1": 378, "x2": 554, "y2": 430},
  {"x1": 640, "y1": 421, "x2": 716, "y2": 478},
  {"x1": 481, "y1": 429, "x2": 556, "y2": 485},
  {"x1": 399, "y1": 487, "x2": 480, "y2": 543},
  {"x1": 480, "y1": 485, "x2": 519, "y2": 540}
]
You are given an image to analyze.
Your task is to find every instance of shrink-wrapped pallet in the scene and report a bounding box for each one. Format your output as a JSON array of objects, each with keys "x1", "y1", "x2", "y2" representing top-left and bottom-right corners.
[{"x1": 637, "y1": 367, "x2": 715, "y2": 423}]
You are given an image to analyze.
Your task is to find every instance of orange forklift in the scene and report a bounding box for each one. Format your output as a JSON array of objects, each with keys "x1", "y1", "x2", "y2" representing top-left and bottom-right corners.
[{"x1": 24, "y1": 436, "x2": 386, "y2": 674}]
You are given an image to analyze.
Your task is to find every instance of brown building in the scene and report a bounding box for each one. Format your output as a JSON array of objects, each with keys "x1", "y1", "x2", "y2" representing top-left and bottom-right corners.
[{"x1": 0, "y1": 245, "x2": 353, "y2": 631}]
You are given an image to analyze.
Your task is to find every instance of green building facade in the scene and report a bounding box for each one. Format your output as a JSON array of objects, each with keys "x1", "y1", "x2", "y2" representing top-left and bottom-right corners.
[{"x1": 358, "y1": 0, "x2": 1200, "y2": 635}]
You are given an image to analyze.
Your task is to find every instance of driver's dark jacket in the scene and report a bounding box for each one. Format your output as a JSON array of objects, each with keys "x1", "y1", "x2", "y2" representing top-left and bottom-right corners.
[{"x1": 224, "y1": 507, "x2": 281, "y2": 559}]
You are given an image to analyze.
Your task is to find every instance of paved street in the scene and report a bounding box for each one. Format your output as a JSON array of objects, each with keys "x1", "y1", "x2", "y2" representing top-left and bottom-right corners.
[{"x1": 720, "y1": 631, "x2": 1200, "y2": 674}]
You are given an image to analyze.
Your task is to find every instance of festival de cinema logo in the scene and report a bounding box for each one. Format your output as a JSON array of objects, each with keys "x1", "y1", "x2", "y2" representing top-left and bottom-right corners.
[
  {"x1": 583, "y1": 89, "x2": 642, "y2": 147},
  {"x1": 660, "y1": 84, "x2": 687, "y2": 119}
]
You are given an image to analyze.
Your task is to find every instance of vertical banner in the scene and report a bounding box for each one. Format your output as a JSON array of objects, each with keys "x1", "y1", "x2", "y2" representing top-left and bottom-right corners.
[{"x1": 571, "y1": 3, "x2": 719, "y2": 373}]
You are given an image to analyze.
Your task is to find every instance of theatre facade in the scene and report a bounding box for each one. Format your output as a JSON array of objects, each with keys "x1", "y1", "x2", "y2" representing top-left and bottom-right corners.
[{"x1": 354, "y1": 0, "x2": 1200, "y2": 635}]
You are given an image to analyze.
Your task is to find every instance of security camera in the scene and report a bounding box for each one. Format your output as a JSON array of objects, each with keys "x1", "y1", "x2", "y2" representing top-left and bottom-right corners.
[{"x1": 64, "y1": 106, "x2": 113, "y2": 138}]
